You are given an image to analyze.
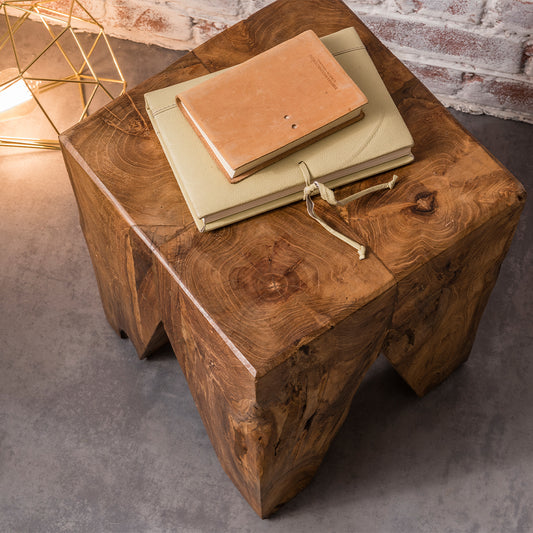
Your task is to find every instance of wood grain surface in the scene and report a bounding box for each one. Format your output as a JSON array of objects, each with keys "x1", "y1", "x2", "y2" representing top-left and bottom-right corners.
[{"x1": 60, "y1": 0, "x2": 526, "y2": 517}]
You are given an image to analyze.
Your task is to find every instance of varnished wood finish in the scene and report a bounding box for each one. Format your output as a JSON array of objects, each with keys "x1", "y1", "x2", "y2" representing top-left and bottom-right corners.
[
  {"x1": 153, "y1": 241, "x2": 395, "y2": 515},
  {"x1": 60, "y1": 0, "x2": 526, "y2": 517},
  {"x1": 61, "y1": 148, "x2": 168, "y2": 356},
  {"x1": 144, "y1": 218, "x2": 395, "y2": 516},
  {"x1": 382, "y1": 203, "x2": 523, "y2": 396}
]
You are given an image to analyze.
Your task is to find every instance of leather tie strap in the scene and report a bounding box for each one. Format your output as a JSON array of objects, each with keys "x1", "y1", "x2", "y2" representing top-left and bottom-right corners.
[{"x1": 299, "y1": 161, "x2": 398, "y2": 260}]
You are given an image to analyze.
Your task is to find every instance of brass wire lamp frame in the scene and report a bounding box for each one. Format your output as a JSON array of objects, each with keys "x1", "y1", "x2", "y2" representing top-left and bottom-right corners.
[{"x1": 0, "y1": 0, "x2": 126, "y2": 149}]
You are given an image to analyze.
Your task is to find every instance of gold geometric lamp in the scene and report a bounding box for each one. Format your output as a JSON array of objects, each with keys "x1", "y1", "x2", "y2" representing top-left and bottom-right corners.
[{"x1": 0, "y1": 0, "x2": 126, "y2": 149}]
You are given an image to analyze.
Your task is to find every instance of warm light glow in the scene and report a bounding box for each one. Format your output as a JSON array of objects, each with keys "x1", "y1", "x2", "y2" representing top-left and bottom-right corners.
[
  {"x1": 0, "y1": 79, "x2": 33, "y2": 113},
  {"x1": 0, "y1": 68, "x2": 38, "y2": 122},
  {"x1": 0, "y1": 0, "x2": 126, "y2": 148}
]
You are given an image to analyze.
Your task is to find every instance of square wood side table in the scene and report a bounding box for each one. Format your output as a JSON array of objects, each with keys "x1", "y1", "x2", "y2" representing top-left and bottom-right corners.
[{"x1": 60, "y1": 0, "x2": 525, "y2": 518}]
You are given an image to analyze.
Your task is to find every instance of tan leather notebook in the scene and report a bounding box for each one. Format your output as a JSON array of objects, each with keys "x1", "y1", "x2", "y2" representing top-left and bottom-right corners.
[{"x1": 176, "y1": 29, "x2": 367, "y2": 182}]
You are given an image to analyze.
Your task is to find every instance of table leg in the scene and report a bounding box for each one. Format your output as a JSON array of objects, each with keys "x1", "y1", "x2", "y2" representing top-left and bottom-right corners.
[
  {"x1": 157, "y1": 261, "x2": 395, "y2": 517},
  {"x1": 383, "y1": 206, "x2": 524, "y2": 396},
  {"x1": 62, "y1": 148, "x2": 167, "y2": 357}
]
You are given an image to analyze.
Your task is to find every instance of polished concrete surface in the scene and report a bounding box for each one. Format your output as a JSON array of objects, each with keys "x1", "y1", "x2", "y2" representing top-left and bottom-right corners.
[{"x1": 1, "y1": 36, "x2": 532, "y2": 533}]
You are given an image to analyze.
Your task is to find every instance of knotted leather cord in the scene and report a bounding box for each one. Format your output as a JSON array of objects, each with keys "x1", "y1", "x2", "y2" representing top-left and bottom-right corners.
[{"x1": 299, "y1": 161, "x2": 398, "y2": 260}]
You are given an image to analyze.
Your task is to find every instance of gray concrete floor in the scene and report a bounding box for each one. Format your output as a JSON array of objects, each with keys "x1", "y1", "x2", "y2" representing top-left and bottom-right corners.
[{"x1": 1, "y1": 35, "x2": 532, "y2": 533}]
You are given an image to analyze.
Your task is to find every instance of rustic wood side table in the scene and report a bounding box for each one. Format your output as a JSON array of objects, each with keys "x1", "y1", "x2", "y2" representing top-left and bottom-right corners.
[{"x1": 60, "y1": 0, "x2": 525, "y2": 518}]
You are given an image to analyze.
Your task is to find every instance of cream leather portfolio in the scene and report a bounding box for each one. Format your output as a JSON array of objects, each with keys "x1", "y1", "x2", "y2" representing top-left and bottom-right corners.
[{"x1": 144, "y1": 27, "x2": 414, "y2": 232}]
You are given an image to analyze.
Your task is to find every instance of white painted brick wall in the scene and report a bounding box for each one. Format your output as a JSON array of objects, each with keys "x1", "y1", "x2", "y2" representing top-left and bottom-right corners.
[
  {"x1": 351, "y1": 0, "x2": 533, "y2": 122},
  {"x1": 18, "y1": 0, "x2": 533, "y2": 122}
]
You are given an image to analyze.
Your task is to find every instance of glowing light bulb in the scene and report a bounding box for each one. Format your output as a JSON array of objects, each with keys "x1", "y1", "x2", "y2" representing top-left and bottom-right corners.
[{"x1": 0, "y1": 68, "x2": 39, "y2": 122}]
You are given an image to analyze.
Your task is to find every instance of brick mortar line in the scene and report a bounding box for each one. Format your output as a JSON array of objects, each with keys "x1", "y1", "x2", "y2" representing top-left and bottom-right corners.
[
  {"x1": 437, "y1": 95, "x2": 533, "y2": 123},
  {"x1": 393, "y1": 47, "x2": 533, "y2": 84},
  {"x1": 102, "y1": 28, "x2": 195, "y2": 50},
  {"x1": 355, "y1": 6, "x2": 532, "y2": 40},
  {"x1": 479, "y1": 0, "x2": 496, "y2": 26},
  {"x1": 100, "y1": 0, "x2": 242, "y2": 27}
]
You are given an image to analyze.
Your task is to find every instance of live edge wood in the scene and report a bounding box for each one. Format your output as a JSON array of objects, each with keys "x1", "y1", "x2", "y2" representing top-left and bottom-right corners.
[{"x1": 60, "y1": 0, "x2": 526, "y2": 518}]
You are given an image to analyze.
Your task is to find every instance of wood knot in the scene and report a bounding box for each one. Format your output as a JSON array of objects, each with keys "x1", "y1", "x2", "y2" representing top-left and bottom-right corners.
[
  {"x1": 412, "y1": 191, "x2": 437, "y2": 214},
  {"x1": 129, "y1": 118, "x2": 150, "y2": 136},
  {"x1": 230, "y1": 258, "x2": 305, "y2": 304},
  {"x1": 261, "y1": 274, "x2": 289, "y2": 300},
  {"x1": 100, "y1": 114, "x2": 150, "y2": 137},
  {"x1": 255, "y1": 266, "x2": 304, "y2": 302},
  {"x1": 102, "y1": 93, "x2": 150, "y2": 137}
]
